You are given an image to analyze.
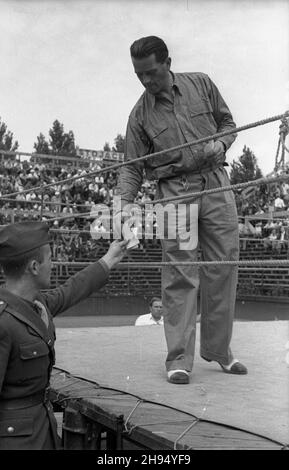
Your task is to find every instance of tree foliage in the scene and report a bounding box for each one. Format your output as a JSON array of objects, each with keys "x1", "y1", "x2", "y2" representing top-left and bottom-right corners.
[
  {"x1": 0, "y1": 117, "x2": 18, "y2": 151},
  {"x1": 112, "y1": 134, "x2": 125, "y2": 153},
  {"x1": 33, "y1": 120, "x2": 77, "y2": 157},
  {"x1": 229, "y1": 146, "x2": 263, "y2": 185},
  {"x1": 103, "y1": 134, "x2": 125, "y2": 153},
  {"x1": 34, "y1": 132, "x2": 50, "y2": 154},
  {"x1": 49, "y1": 120, "x2": 76, "y2": 156},
  {"x1": 103, "y1": 142, "x2": 111, "y2": 152}
]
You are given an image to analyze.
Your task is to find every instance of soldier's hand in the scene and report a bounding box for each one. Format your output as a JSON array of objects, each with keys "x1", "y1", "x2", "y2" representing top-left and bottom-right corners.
[
  {"x1": 203, "y1": 140, "x2": 226, "y2": 166},
  {"x1": 101, "y1": 239, "x2": 129, "y2": 270}
]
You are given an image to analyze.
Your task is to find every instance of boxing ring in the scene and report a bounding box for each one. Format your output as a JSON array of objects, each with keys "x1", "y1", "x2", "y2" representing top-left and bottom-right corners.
[
  {"x1": 1, "y1": 112, "x2": 289, "y2": 449},
  {"x1": 49, "y1": 320, "x2": 288, "y2": 450}
]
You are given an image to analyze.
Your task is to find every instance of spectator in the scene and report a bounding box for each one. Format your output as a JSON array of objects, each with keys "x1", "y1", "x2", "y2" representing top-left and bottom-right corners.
[
  {"x1": 135, "y1": 297, "x2": 163, "y2": 326},
  {"x1": 50, "y1": 190, "x2": 62, "y2": 213},
  {"x1": 263, "y1": 228, "x2": 278, "y2": 251},
  {"x1": 275, "y1": 225, "x2": 288, "y2": 255},
  {"x1": 274, "y1": 195, "x2": 286, "y2": 211},
  {"x1": 255, "y1": 222, "x2": 263, "y2": 238}
]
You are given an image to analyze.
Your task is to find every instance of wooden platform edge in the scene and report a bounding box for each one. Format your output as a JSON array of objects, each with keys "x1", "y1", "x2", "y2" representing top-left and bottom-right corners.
[{"x1": 49, "y1": 367, "x2": 288, "y2": 451}]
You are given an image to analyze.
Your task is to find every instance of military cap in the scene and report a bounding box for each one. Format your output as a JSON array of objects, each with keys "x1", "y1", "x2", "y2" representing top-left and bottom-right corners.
[{"x1": 0, "y1": 221, "x2": 51, "y2": 261}]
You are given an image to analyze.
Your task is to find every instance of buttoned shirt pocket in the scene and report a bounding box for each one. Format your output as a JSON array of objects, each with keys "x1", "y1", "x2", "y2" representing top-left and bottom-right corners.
[
  {"x1": 188, "y1": 98, "x2": 215, "y2": 136},
  {"x1": 0, "y1": 417, "x2": 33, "y2": 437},
  {"x1": 20, "y1": 341, "x2": 49, "y2": 360},
  {"x1": 151, "y1": 125, "x2": 169, "y2": 139},
  {"x1": 146, "y1": 125, "x2": 181, "y2": 170},
  {"x1": 189, "y1": 96, "x2": 213, "y2": 116},
  {"x1": 19, "y1": 341, "x2": 50, "y2": 379},
  {"x1": 150, "y1": 125, "x2": 169, "y2": 160}
]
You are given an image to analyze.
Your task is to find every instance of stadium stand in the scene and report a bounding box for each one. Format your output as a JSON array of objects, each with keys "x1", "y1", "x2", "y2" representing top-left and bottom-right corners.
[{"x1": 1, "y1": 152, "x2": 289, "y2": 302}]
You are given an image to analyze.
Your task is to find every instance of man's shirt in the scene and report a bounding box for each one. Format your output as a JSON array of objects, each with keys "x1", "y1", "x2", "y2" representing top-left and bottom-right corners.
[
  {"x1": 135, "y1": 313, "x2": 164, "y2": 326},
  {"x1": 116, "y1": 72, "x2": 237, "y2": 205},
  {"x1": 274, "y1": 197, "x2": 285, "y2": 208}
]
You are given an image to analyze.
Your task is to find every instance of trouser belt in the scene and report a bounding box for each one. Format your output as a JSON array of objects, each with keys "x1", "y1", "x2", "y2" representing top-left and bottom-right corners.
[
  {"x1": 0, "y1": 387, "x2": 50, "y2": 410},
  {"x1": 158, "y1": 162, "x2": 227, "y2": 182}
]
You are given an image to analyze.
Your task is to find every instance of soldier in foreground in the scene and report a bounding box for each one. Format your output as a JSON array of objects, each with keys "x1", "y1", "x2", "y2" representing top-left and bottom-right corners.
[{"x1": 0, "y1": 221, "x2": 128, "y2": 450}]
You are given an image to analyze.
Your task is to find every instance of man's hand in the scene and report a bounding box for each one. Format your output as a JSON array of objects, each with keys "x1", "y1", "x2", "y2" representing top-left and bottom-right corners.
[
  {"x1": 113, "y1": 207, "x2": 141, "y2": 249},
  {"x1": 203, "y1": 140, "x2": 226, "y2": 166},
  {"x1": 113, "y1": 210, "x2": 130, "y2": 240},
  {"x1": 101, "y1": 239, "x2": 129, "y2": 270}
]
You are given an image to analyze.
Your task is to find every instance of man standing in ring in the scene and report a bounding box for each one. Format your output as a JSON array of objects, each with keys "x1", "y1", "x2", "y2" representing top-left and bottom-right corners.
[{"x1": 115, "y1": 36, "x2": 247, "y2": 384}]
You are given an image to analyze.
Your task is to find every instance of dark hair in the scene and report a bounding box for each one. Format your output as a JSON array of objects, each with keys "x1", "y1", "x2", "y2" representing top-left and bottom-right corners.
[
  {"x1": 130, "y1": 36, "x2": 169, "y2": 63},
  {"x1": 1, "y1": 246, "x2": 45, "y2": 279},
  {"x1": 150, "y1": 296, "x2": 162, "y2": 307}
]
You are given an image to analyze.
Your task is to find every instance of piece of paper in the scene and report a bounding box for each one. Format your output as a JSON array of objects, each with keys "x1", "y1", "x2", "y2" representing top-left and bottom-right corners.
[{"x1": 122, "y1": 222, "x2": 139, "y2": 250}]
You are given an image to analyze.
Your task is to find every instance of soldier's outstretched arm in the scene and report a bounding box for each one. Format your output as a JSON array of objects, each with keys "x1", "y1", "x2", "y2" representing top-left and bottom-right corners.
[{"x1": 40, "y1": 239, "x2": 128, "y2": 317}]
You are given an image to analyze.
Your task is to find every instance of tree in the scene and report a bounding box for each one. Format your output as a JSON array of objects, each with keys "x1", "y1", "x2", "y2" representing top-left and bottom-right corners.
[
  {"x1": 0, "y1": 117, "x2": 18, "y2": 151},
  {"x1": 49, "y1": 120, "x2": 76, "y2": 157},
  {"x1": 33, "y1": 120, "x2": 78, "y2": 166},
  {"x1": 112, "y1": 134, "x2": 125, "y2": 153},
  {"x1": 229, "y1": 146, "x2": 263, "y2": 185},
  {"x1": 103, "y1": 142, "x2": 111, "y2": 151},
  {"x1": 62, "y1": 130, "x2": 76, "y2": 156},
  {"x1": 33, "y1": 119, "x2": 77, "y2": 162},
  {"x1": 34, "y1": 133, "x2": 50, "y2": 154}
]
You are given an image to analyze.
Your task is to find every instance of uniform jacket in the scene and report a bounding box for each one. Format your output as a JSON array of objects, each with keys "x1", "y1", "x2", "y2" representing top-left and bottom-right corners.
[{"x1": 0, "y1": 260, "x2": 109, "y2": 450}]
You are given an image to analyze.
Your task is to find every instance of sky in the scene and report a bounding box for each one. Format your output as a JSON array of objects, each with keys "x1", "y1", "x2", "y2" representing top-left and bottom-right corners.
[{"x1": 0, "y1": 0, "x2": 288, "y2": 175}]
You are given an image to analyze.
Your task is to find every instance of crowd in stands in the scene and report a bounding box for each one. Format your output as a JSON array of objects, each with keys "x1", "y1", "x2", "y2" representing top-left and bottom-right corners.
[
  {"x1": 0, "y1": 156, "x2": 157, "y2": 260},
  {"x1": 0, "y1": 158, "x2": 118, "y2": 219},
  {"x1": 236, "y1": 181, "x2": 289, "y2": 217},
  {"x1": 236, "y1": 181, "x2": 289, "y2": 254},
  {"x1": 1, "y1": 156, "x2": 289, "y2": 260}
]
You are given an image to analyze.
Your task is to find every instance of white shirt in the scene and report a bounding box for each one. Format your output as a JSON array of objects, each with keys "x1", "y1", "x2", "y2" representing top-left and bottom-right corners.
[
  {"x1": 280, "y1": 230, "x2": 286, "y2": 241},
  {"x1": 135, "y1": 313, "x2": 164, "y2": 326},
  {"x1": 274, "y1": 197, "x2": 285, "y2": 208}
]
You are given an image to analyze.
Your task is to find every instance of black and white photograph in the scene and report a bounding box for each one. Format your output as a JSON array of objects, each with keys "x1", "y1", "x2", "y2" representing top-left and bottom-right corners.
[{"x1": 0, "y1": 0, "x2": 288, "y2": 454}]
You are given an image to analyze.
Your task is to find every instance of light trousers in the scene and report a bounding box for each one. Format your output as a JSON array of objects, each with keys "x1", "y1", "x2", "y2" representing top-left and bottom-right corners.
[{"x1": 156, "y1": 167, "x2": 239, "y2": 371}]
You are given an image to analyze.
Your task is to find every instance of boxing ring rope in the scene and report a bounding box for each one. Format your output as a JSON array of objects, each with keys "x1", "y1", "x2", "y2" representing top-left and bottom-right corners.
[
  {"x1": 1, "y1": 193, "x2": 287, "y2": 223},
  {"x1": 1, "y1": 111, "x2": 289, "y2": 269},
  {"x1": 0, "y1": 197, "x2": 95, "y2": 210},
  {"x1": 146, "y1": 174, "x2": 289, "y2": 205},
  {"x1": 18, "y1": 171, "x2": 289, "y2": 224},
  {"x1": 52, "y1": 259, "x2": 289, "y2": 268},
  {"x1": 0, "y1": 111, "x2": 288, "y2": 201},
  {"x1": 6, "y1": 174, "x2": 289, "y2": 225}
]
